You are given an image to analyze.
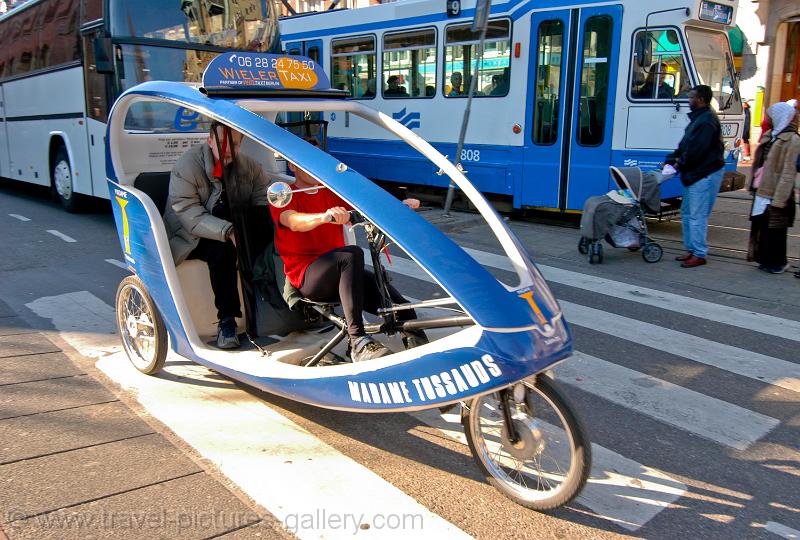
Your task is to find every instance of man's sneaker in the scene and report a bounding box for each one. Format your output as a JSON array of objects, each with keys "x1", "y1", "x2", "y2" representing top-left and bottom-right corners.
[
  {"x1": 217, "y1": 317, "x2": 240, "y2": 349},
  {"x1": 351, "y1": 336, "x2": 390, "y2": 362},
  {"x1": 402, "y1": 330, "x2": 429, "y2": 349},
  {"x1": 680, "y1": 255, "x2": 706, "y2": 268}
]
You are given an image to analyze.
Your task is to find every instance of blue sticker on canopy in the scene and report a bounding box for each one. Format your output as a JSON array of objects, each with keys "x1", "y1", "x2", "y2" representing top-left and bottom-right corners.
[{"x1": 202, "y1": 52, "x2": 331, "y2": 91}]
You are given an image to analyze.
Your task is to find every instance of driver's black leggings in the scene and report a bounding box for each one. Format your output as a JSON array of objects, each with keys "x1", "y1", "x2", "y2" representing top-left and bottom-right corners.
[{"x1": 299, "y1": 246, "x2": 416, "y2": 342}]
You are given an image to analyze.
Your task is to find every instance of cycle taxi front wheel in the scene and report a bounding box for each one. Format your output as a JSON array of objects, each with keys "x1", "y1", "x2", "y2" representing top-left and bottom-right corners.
[
  {"x1": 115, "y1": 275, "x2": 168, "y2": 375},
  {"x1": 461, "y1": 375, "x2": 591, "y2": 510}
]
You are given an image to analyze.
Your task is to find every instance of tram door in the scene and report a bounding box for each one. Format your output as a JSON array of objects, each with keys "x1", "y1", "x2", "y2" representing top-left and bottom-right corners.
[
  {"x1": 283, "y1": 39, "x2": 324, "y2": 139},
  {"x1": 522, "y1": 6, "x2": 622, "y2": 211}
]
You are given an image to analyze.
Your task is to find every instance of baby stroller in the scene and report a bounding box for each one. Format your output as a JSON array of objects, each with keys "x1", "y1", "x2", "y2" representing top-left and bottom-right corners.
[{"x1": 578, "y1": 166, "x2": 664, "y2": 264}]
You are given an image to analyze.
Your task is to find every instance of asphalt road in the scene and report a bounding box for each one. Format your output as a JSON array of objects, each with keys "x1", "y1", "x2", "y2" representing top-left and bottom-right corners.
[{"x1": 0, "y1": 180, "x2": 798, "y2": 540}]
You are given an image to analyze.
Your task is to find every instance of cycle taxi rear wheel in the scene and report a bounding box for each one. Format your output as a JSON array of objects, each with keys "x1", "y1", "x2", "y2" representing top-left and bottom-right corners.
[
  {"x1": 115, "y1": 275, "x2": 168, "y2": 375},
  {"x1": 462, "y1": 375, "x2": 591, "y2": 510}
]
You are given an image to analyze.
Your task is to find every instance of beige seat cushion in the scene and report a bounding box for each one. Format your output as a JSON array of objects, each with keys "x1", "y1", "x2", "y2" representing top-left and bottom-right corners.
[{"x1": 175, "y1": 259, "x2": 244, "y2": 338}]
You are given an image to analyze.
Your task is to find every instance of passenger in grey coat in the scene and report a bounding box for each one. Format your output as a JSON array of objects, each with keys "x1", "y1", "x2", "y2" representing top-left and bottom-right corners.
[{"x1": 164, "y1": 123, "x2": 270, "y2": 348}]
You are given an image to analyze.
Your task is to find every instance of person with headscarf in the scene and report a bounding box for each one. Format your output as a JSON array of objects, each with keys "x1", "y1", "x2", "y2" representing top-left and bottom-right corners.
[{"x1": 747, "y1": 101, "x2": 800, "y2": 273}]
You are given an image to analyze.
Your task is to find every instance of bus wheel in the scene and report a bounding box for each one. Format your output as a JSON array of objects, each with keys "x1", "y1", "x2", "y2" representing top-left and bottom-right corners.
[{"x1": 52, "y1": 147, "x2": 83, "y2": 212}]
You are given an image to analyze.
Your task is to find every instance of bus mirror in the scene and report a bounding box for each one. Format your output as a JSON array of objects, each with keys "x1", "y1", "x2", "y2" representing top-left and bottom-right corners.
[
  {"x1": 635, "y1": 34, "x2": 652, "y2": 68},
  {"x1": 93, "y1": 37, "x2": 114, "y2": 74}
]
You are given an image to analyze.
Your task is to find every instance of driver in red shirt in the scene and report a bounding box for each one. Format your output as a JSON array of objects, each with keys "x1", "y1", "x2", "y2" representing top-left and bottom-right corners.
[{"x1": 271, "y1": 138, "x2": 427, "y2": 362}]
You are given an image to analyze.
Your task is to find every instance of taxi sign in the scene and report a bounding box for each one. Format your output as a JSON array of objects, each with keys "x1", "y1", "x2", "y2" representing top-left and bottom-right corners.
[{"x1": 202, "y1": 52, "x2": 331, "y2": 92}]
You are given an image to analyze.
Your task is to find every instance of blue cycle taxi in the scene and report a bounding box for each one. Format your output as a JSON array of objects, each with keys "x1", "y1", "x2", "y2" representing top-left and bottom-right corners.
[{"x1": 107, "y1": 52, "x2": 590, "y2": 510}]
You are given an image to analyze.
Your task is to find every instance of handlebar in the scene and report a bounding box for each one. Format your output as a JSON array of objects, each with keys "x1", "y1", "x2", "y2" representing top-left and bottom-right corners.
[{"x1": 325, "y1": 210, "x2": 364, "y2": 225}]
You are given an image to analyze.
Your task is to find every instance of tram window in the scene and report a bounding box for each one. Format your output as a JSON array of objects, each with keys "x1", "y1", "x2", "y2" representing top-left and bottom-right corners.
[
  {"x1": 577, "y1": 16, "x2": 612, "y2": 147},
  {"x1": 444, "y1": 19, "x2": 510, "y2": 98},
  {"x1": 532, "y1": 20, "x2": 563, "y2": 145},
  {"x1": 382, "y1": 28, "x2": 436, "y2": 98},
  {"x1": 331, "y1": 35, "x2": 376, "y2": 99},
  {"x1": 630, "y1": 29, "x2": 691, "y2": 100}
]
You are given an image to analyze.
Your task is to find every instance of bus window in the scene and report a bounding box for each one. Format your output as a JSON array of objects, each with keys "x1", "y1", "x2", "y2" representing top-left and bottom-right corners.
[
  {"x1": 331, "y1": 35, "x2": 376, "y2": 98},
  {"x1": 111, "y1": 0, "x2": 277, "y2": 52},
  {"x1": 577, "y1": 15, "x2": 612, "y2": 147},
  {"x1": 630, "y1": 29, "x2": 691, "y2": 100},
  {"x1": 532, "y1": 20, "x2": 563, "y2": 145},
  {"x1": 444, "y1": 19, "x2": 510, "y2": 98},
  {"x1": 81, "y1": 0, "x2": 104, "y2": 23},
  {"x1": 382, "y1": 28, "x2": 436, "y2": 98},
  {"x1": 117, "y1": 45, "x2": 217, "y2": 90}
]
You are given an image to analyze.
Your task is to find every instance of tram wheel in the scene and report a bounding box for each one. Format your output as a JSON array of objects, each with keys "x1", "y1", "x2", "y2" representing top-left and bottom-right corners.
[
  {"x1": 115, "y1": 275, "x2": 168, "y2": 375},
  {"x1": 642, "y1": 243, "x2": 663, "y2": 263},
  {"x1": 52, "y1": 147, "x2": 84, "y2": 213},
  {"x1": 462, "y1": 375, "x2": 591, "y2": 511}
]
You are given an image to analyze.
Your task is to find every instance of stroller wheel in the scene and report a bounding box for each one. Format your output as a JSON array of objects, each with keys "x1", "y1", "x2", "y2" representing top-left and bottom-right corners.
[
  {"x1": 642, "y1": 243, "x2": 663, "y2": 263},
  {"x1": 588, "y1": 242, "x2": 603, "y2": 264},
  {"x1": 578, "y1": 237, "x2": 589, "y2": 255}
]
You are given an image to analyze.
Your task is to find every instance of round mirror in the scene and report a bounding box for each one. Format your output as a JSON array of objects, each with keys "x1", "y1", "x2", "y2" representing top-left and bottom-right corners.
[{"x1": 267, "y1": 181, "x2": 293, "y2": 208}]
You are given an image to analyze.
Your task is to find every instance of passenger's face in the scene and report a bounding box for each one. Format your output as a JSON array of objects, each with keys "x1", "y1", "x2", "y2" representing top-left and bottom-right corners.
[
  {"x1": 208, "y1": 128, "x2": 244, "y2": 165},
  {"x1": 451, "y1": 74, "x2": 462, "y2": 87},
  {"x1": 289, "y1": 163, "x2": 319, "y2": 188}
]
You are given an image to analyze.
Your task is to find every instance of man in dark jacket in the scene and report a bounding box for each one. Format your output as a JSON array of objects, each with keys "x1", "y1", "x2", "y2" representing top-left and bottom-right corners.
[
  {"x1": 665, "y1": 85, "x2": 725, "y2": 268},
  {"x1": 164, "y1": 122, "x2": 270, "y2": 348}
]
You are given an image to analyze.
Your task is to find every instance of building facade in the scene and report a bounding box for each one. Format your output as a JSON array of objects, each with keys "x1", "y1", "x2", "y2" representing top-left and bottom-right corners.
[{"x1": 735, "y1": 0, "x2": 800, "y2": 132}]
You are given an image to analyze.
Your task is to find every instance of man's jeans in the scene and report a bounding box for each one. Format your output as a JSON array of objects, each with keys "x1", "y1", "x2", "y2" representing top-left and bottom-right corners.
[{"x1": 681, "y1": 168, "x2": 724, "y2": 258}]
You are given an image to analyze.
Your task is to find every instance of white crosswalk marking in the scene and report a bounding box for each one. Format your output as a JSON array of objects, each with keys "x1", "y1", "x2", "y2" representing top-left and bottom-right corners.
[
  {"x1": 764, "y1": 521, "x2": 800, "y2": 539},
  {"x1": 8, "y1": 213, "x2": 30, "y2": 221},
  {"x1": 556, "y1": 353, "x2": 779, "y2": 450},
  {"x1": 561, "y1": 301, "x2": 800, "y2": 393},
  {"x1": 460, "y1": 246, "x2": 800, "y2": 343}
]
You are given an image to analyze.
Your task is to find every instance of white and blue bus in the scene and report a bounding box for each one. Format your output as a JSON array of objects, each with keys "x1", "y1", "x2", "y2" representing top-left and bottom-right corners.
[
  {"x1": 0, "y1": 0, "x2": 278, "y2": 211},
  {"x1": 280, "y1": 0, "x2": 744, "y2": 211}
]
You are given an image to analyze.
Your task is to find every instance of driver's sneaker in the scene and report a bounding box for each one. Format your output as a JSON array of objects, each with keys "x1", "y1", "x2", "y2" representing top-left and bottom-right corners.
[
  {"x1": 351, "y1": 336, "x2": 390, "y2": 362},
  {"x1": 217, "y1": 317, "x2": 240, "y2": 349}
]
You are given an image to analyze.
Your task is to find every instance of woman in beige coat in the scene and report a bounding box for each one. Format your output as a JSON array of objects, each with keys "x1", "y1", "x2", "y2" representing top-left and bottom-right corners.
[{"x1": 748, "y1": 102, "x2": 800, "y2": 273}]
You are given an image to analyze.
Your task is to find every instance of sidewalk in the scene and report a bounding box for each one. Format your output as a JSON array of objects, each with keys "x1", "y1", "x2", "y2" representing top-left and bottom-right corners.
[{"x1": 0, "y1": 299, "x2": 289, "y2": 540}]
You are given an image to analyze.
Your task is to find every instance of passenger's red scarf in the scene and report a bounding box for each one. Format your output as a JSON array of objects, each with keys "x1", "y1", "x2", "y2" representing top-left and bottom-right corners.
[{"x1": 212, "y1": 127, "x2": 234, "y2": 179}]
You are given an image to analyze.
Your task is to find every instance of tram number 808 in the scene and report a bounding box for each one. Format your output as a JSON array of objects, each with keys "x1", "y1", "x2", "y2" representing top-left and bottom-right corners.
[{"x1": 460, "y1": 149, "x2": 481, "y2": 162}]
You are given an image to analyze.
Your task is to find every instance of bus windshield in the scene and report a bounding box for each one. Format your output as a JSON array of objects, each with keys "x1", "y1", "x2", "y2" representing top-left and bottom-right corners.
[
  {"x1": 110, "y1": 0, "x2": 277, "y2": 52},
  {"x1": 686, "y1": 28, "x2": 741, "y2": 114}
]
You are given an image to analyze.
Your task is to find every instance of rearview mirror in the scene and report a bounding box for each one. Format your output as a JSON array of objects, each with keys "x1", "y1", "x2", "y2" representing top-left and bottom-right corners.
[
  {"x1": 267, "y1": 182, "x2": 294, "y2": 208},
  {"x1": 635, "y1": 34, "x2": 653, "y2": 69},
  {"x1": 267, "y1": 181, "x2": 328, "y2": 208},
  {"x1": 93, "y1": 37, "x2": 114, "y2": 74}
]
